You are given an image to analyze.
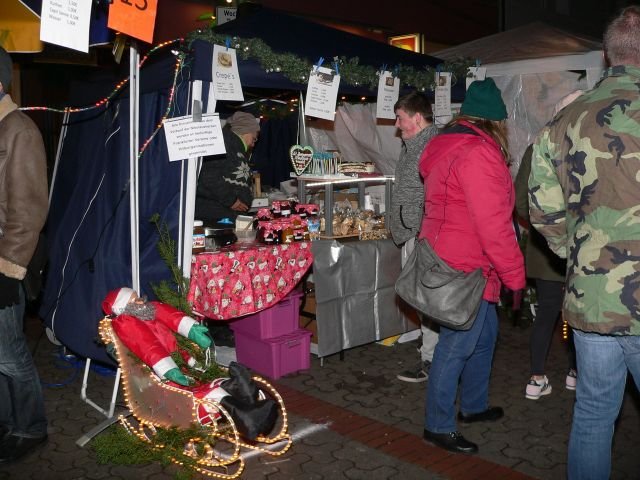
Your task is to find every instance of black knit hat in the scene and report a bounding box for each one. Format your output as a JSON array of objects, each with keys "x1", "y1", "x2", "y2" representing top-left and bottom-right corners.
[
  {"x1": 0, "y1": 47, "x2": 12, "y2": 92},
  {"x1": 460, "y1": 78, "x2": 507, "y2": 121}
]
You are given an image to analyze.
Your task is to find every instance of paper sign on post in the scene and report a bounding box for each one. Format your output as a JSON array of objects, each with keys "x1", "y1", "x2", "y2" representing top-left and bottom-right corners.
[
  {"x1": 216, "y1": 6, "x2": 237, "y2": 25},
  {"x1": 376, "y1": 71, "x2": 400, "y2": 119},
  {"x1": 305, "y1": 66, "x2": 340, "y2": 121},
  {"x1": 40, "y1": 0, "x2": 92, "y2": 53},
  {"x1": 163, "y1": 114, "x2": 225, "y2": 162},
  {"x1": 466, "y1": 66, "x2": 486, "y2": 90},
  {"x1": 212, "y1": 44, "x2": 244, "y2": 101},
  {"x1": 108, "y1": 0, "x2": 158, "y2": 44},
  {"x1": 433, "y1": 72, "x2": 452, "y2": 127}
]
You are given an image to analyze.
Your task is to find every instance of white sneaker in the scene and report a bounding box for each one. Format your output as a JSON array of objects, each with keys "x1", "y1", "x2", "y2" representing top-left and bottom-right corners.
[
  {"x1": 565, "y1": 369, "x2": 577, "y2": 390},
  {"x1": 525, "y1": 375, "x2": 552, "y2": 400}
]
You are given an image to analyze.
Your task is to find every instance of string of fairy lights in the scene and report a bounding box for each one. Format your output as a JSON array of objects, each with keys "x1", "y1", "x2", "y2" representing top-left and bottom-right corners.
[{"x1": 20, "y1": 38, "x2": 184, "y2": 160}]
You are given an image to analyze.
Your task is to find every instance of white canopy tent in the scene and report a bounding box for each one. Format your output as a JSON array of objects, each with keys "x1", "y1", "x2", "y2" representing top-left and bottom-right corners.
[{"x1": 434, "y1": 22, "x2": 605, "y2": 171}]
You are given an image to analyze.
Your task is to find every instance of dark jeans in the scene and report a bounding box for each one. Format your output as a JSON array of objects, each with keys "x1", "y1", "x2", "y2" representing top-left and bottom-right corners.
[
  {"x1": 425, "y1": 300, "x2": 498, "y2": 432},
  {"x1": 0, "y1": 287, "x2": 48, "y2": 437},
  {"x1": 530, "y1": 279, "x2": 576, "y2": 375}
]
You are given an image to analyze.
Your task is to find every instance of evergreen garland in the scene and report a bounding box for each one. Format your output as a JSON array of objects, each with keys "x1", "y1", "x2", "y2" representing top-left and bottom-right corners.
[
  {"x1": 91, "y1": 423, "x2": 214, "y2": 479},
  {"x1": 186, "y1": 29, "x2": 474, "y2": 92}
]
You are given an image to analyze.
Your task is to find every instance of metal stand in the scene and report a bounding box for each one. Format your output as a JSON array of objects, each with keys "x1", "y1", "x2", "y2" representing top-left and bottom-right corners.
[
  {"x1": 76, "y1": 358, "x2": 123, "y2": 447},
  {"x1": 76, "y1": 411, "x2": 131, "y2": 448}
]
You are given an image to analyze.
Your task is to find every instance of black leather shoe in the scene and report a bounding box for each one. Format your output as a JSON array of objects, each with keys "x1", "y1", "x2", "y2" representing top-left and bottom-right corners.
[
  {"x1": 423, "y1": 429, "x2": 478, "y2": 454},
  {"x1": 0, "y1": 434, "x2": 48, "y2": 463},
  {"x1": 458, "y1": 406, "x2": 504, "y2": 425}
]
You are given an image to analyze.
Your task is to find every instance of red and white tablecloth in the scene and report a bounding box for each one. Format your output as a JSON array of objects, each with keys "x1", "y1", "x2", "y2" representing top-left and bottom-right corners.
[{"x1": 188, "y1": 241, "x2": 313, "y2": 320}]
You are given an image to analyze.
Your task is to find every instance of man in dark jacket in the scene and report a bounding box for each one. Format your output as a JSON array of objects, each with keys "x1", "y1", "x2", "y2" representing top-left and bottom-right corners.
[
  {"x1": 0, "y1": 47, "x2": 49, "y2": 463},
  {"x1": 195, "y1": 111, "x2": 260, "y2": 224}
]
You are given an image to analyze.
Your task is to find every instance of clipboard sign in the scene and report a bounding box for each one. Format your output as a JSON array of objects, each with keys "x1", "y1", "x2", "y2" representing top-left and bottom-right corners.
[{"x1": 163, "y1": 114, "x2": 226, "y2": 162}]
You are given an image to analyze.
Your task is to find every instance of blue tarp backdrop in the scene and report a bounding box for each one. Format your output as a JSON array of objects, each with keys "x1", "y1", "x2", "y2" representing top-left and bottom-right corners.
[{"x1": 40, "y1": 55, "x2": 187, "y2": 365}]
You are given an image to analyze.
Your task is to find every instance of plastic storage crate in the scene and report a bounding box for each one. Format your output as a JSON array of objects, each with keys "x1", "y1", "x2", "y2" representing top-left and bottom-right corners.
[
  {"x1": 234, "y1": 328, "x2": 312, "y2": 379},
  {"x1": 230, "y1": 288, "x2": 303, "y2": 339}
]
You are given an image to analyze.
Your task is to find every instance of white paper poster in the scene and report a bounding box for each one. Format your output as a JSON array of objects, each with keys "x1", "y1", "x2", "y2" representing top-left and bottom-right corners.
[
  {"x1": 212, "y1": 44, "x2": 244, "y2": 101},
  {"x1": 163, "y1": 114, "x2": 226, "y2": 162},
  {"x1": 376, "y1": 71, "x2": 400, "y2": 119},
  {"x1": 305, "y1": 66, "x2": 340, "y2": 121},
  {"x1": 466, "y1": 66, "x2": 487, "y2": 90},
  {"x1": 433, "y1": 72, "x2": 452, "y2": 127},
  {"x1": 40, "y1": 0, "x2": 92, "y2": 53}
]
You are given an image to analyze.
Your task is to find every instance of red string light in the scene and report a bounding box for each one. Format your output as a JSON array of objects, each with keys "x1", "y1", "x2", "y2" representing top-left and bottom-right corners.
[
  {"x1": 20, "y1": 38, "x2": 184, "y2": 116},
  {"x1": 20, "y1": 39, "x2": 185, "y2": 160}
]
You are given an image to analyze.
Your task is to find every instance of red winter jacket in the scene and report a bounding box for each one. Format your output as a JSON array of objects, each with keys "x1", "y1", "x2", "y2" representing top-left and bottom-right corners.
[{"x1": 418, "y1": 120, "x2": 525, "y2": 302}]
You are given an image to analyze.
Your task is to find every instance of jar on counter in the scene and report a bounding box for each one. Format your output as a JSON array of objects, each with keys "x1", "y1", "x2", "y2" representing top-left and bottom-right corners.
[
  {"x1": 280, "y1": 200, "x2": 292, "y2": 217},
  {"x1": 271, "y1": 201, "x2": 282, "y2": 218},
  {"x1": 282, "y1": 222, "x2": 294, "y2": 244},
  {"x1": 192, "y1": 220, "x2": 205, "y2": 254}
]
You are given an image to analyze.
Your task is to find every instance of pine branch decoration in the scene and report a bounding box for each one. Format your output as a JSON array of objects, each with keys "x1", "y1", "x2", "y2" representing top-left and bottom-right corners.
[
  {"x1": 186, "y1": 29, "x2": 475, "y2": 92},
  {"x1": 149, "y1": 213, "x2": 192, "y2": 315}
]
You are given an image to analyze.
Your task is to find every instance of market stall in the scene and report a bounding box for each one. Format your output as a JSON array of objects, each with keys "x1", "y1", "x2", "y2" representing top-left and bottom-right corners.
[{"x1": 39, "y1": 4, "x2": 464, "y2": 366}]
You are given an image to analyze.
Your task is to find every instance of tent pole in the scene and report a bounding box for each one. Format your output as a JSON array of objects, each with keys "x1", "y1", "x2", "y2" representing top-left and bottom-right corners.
[
  {"x1": 181, "y1": 80, "x2": 203, "y2": 278},
  {"x1": 129, "y1": 42, "x2": 140, "y2": 292},
  {"x1": 48, "y1": 110, "x2": 70, "y2": 206},
  {"x1": 298, "y1": 91, "x2": 307, "y2": 146}
]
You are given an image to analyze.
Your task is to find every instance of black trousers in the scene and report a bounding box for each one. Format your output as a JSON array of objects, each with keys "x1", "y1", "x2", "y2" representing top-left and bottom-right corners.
[{"x1": 530, "y1": 279, "x2": 576, "y2": 375}]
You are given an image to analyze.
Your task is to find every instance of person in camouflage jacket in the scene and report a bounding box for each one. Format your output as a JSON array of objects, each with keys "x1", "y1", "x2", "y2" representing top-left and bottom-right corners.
[{"x1": 528, "y1": 7, "x2": 640, "y2": 479}]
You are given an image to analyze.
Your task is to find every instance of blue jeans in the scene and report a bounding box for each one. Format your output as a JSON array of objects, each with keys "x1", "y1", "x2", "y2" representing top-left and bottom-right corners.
[
  {"x1": 0, "y1": 287, "x2": 48, "y2": 438},
  {"x1": 425, "y1": 300, "x2": 498, "y2": 433},
  {"x1": 568, "y1": 329, "x2": 640, "y2": 480}
]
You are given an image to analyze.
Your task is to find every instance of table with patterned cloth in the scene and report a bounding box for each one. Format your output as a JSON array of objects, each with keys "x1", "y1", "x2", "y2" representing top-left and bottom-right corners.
[{"x1": 188, "y1": 241, "x2": 314, "y2": 320}]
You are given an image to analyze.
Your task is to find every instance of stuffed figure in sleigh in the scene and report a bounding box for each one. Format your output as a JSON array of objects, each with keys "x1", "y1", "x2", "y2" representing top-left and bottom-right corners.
[{"x1": 98, "y1": 287, "x2": 292, "y2": 478}]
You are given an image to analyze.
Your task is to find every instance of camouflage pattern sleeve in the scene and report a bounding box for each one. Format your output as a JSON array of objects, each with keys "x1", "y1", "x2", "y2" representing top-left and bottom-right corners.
[{"x1": 528, "y1": 128, "x2": 568, "y2": 259}]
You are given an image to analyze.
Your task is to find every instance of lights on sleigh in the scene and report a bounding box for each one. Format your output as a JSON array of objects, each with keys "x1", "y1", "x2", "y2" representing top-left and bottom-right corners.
[
  {"x1": 101, "y1": 318, "x2": 293, "y2": 477},
  {"x1": 203, "y1": 443, "x2": 215, "y2": 461},
  {"x1": 183, "y1": 441, "x2": 198, "y2": 457}
]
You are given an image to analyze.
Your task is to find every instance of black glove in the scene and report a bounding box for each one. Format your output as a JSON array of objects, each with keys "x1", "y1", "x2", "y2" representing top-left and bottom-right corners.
[{"x1": 0, "y1": 273, "x2": 20, "y2": 308}]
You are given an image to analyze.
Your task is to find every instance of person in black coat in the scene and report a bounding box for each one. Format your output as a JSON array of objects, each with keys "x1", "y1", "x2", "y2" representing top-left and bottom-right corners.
[{"x1": 195, "y1": 112, "x2": 260, "y2": 224}]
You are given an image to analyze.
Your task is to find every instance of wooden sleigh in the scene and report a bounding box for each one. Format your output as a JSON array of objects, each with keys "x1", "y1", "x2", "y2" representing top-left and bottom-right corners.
[{"x1": 97, "y1": 318, "x2": 292, "y2": 478}]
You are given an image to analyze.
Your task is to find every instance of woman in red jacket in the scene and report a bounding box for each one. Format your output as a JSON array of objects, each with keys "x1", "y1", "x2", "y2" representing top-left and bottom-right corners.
[{"x1": 419, "y1": 78, "x2": 525, "y2": 454}]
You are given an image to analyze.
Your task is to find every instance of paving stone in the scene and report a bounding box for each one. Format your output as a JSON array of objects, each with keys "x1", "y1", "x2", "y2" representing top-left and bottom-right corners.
[{"x1": 0, "y1": 315, "x2": 638, "y2": 479}]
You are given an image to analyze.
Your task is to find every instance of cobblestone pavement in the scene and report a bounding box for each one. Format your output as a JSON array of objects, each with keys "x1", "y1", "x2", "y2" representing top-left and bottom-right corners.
[{"x1": 0, "y1": 312, "x2": 638, "y2": 479}]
